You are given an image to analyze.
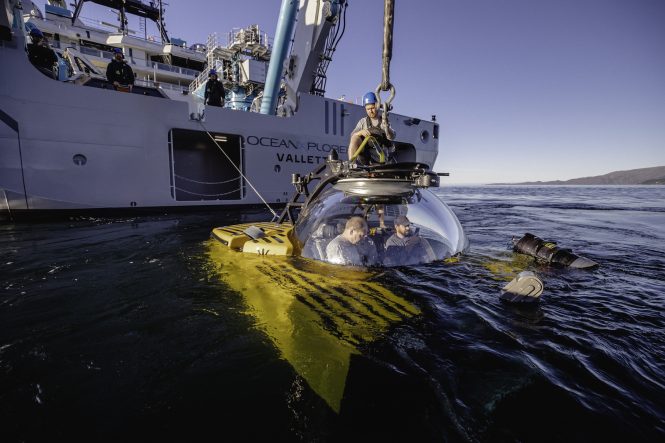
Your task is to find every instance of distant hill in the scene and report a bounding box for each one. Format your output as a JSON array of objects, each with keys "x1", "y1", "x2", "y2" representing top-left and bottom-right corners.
[{"x1": 494, "y1": 166, "x2": 665, "y2": 185}]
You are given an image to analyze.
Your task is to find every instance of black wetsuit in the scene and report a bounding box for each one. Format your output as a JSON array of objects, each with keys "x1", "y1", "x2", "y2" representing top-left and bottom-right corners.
[
  {"x1": 27, "y1": 42, "x2": 57, "y2": 78},
  {"x1": 106, "y1": 58, "x2": 135, "y2": 88},
  {"x1": 205, "y1": 78, "x2": 225, "y2": 107}
]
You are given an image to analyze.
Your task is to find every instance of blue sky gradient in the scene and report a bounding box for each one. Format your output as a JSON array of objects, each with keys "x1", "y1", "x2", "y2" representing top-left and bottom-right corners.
[{"x1": 39, "y1": 0, "x2": 665, "y2": 183}]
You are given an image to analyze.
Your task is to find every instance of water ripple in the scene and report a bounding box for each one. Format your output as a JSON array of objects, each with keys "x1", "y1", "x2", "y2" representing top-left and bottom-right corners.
[{"x1": 1, "y1": 188, "x2": 664, "y2": 440}]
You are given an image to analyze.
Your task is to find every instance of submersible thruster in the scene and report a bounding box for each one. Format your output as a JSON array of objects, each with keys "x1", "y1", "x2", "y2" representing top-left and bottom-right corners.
[{"x1": 512, "y1": 233, "x2": 598, "y2": 269}]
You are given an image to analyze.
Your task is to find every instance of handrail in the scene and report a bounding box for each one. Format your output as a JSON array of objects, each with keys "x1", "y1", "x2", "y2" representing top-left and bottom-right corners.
[{"x1": 77, "y1": 46, "x2": 198, "y2": 77}]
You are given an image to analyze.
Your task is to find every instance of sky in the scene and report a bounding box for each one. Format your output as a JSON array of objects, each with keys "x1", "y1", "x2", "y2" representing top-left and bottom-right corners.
[{"x1": 37, "y1": 0, "x2": 665, "y2": 183}]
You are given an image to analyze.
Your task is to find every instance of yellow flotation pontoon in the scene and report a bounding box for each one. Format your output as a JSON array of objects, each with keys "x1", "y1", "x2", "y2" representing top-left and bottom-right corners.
[
  {"x1": 211, "y1": 222, "x2": 295, "y2": 256},
  {"x1": 206, "y1": 239, "x2": 419, "y2": 412}
]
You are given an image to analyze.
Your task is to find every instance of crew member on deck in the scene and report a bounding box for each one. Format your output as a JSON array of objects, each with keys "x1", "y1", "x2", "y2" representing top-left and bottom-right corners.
[
  {"x1": 348, "y1": 92, "x2": 395, "y2": 165},
  {"x1": 27, "y1": 28, "x2": 57, "y2": 79},
  {"x1": 106, "y1": 48, "x2": 135, "y2": 92},
  {"x1": 204, "y1": 69, "x2": 226, "y2": 107}
]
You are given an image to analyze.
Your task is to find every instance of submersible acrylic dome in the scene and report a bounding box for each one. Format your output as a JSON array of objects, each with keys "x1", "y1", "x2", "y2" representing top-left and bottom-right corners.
[{"x1": 294, "y1": 185, "x2": 468, "y2": 267}]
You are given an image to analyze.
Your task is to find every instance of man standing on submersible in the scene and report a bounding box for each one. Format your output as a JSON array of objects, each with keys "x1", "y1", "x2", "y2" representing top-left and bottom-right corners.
[
  {"x1": 348, "y1": 92, "x2": 396, "y2": 227},
  {"x1": 348, "y1": 92, "x2": 396, "y2": 165}
]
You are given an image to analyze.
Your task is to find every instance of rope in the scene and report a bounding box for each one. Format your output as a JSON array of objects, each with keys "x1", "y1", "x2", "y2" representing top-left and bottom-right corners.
[
  {"x1": 174, "y1": 186, "x2": 242, "y2": 198},
  {"x1": 350, "y1": 136, "x2": 374, "y2": 162},
  {"x1": 349, "y1": 136, "x2": 385, "y2": 164},
  {"x1": 174, "y1": 174, "x2": 240, "y2": 185},
  {"x1": 197, "y1": 120, "x2": 279, "y2": 219}
]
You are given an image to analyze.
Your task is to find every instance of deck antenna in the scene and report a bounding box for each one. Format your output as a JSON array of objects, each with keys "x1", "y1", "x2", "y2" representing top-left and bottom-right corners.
[{"x1": 196, "y1": 121, "x2": 279, "y2": 220}]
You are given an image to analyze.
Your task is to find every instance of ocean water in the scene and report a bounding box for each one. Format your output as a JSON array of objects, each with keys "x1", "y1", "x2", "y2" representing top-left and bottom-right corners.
[{"x1": 1, "y1": 186, "x2": 664, "y2": 442}]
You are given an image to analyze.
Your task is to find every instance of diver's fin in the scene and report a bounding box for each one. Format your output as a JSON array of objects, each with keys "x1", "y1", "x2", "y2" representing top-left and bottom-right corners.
[{"x1": 500, "y1": 271, "x2": 544, "y2": 303}]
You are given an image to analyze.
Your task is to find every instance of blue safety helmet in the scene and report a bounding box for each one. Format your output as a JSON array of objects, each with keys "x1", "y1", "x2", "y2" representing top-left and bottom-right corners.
[
  {"x1": 362, "y1": 92, "x2": 377, "y2": 106},
  {"x1": 209, "y1": 69, "x2": 217, "y2": 76},
  {"x1": 29, "y1": 28, "x2": 44, "y2": 38}
]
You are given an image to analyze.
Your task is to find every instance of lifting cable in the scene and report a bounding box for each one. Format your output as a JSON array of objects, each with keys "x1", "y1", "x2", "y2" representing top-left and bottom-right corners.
[
  {"x1": 197, "y1": 120, "x2": 279, "y2": 220},
  {"x1": 375, "y1": 0, "x2": 396, "y2": 129}
]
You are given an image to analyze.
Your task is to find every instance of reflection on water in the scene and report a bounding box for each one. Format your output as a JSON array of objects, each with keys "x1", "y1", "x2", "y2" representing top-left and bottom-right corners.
[{"x1": 1, "y1": 187, "x2": 664, "y2": 441}]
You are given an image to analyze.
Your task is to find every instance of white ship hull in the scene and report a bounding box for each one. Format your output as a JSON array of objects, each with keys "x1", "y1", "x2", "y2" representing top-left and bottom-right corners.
[{"x1": 1, "y1": 33, "x2": 439, "y2": 218}]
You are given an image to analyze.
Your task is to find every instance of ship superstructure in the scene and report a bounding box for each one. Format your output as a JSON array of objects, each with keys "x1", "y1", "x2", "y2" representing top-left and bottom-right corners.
[
  {"x1": 1, "y1": 0, "x2": 441, "y2": 220},
  {"x1": 22, "y1": 0, "x2": 272, "y2": 99}
]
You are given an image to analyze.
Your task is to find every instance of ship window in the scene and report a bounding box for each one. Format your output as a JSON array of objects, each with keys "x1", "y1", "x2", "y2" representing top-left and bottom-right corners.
[{"x1": 168, "y1": 129, "x2": 244, "y2": 201}]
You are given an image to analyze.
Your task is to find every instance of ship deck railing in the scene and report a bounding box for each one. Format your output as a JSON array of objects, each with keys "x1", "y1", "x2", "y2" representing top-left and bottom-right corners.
[{"x1": 75, "y1": 46, "x2": 199, "y2": 78}]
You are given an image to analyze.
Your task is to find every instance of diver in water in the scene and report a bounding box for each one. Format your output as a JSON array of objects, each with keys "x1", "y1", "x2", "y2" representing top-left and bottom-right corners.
[
  {"x1": 325, "y1": 216, "x2": 378, "y2": 266},
  {"x1": 348, "y1": 92, "x2": 395, "y2": 166},
  {"x1": 384, "y1": 215, "x2": 436, "y2": 266}
]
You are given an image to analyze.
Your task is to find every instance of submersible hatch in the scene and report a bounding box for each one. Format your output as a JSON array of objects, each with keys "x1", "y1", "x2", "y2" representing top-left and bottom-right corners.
[{"x1": 210, "y1": 153, "x2": 468, "y2": 267}]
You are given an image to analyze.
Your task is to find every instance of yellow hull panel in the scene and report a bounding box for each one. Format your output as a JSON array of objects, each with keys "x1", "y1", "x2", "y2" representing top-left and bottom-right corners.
[{"x1": 206, "y1": 239, "x2": 419, "y2": 412}]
